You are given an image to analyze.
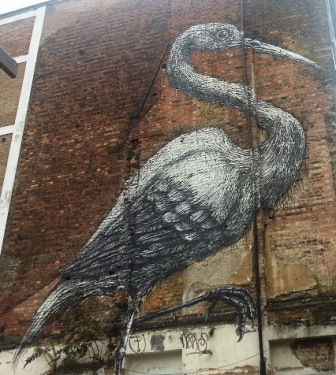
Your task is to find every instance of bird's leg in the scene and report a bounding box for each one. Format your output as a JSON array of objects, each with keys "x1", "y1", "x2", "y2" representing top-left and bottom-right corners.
[
  {"x1": 115, "y1": 309, "x2": 135, "y2": 375},
  {"x1": 134, "y1": 287, "x2": 256, "y2": 341}
]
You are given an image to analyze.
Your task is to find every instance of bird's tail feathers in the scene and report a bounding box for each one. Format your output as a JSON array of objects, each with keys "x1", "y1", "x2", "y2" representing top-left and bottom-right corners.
[{"x1": 13, "y1": 279, "x2": 89, "y2": 368}]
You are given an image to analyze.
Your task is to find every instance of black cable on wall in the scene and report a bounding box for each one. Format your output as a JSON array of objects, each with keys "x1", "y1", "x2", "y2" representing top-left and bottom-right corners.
[{"x1": 239, "y1": 0, "x2": 267, "y2": 373}]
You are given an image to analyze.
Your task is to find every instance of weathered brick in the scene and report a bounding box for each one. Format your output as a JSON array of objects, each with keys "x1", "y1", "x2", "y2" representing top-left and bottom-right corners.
[{"x1": 0, "y1": 3, "x2": 334, "y2": 370}]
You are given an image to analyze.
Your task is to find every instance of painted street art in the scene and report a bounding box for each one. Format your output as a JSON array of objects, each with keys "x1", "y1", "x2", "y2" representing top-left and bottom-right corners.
[{"x1": 14, "y1": 23, "x2": 321, "y2": 374}]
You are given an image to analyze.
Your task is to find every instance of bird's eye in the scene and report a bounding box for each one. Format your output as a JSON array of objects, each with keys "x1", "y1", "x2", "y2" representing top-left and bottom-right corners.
[{"x1": 216, "y1": 30, "x2": 229, "y2": 39}]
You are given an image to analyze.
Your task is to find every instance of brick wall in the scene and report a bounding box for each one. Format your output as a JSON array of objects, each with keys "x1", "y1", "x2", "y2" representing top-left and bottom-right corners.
[
  {"x1": 0, "y1": 64, "x2": 25, "y2": 126},
  {"x1": 0, "y1": 1, "x2": 335, "y2": 373},
  {"x1": 0, "y1": 16, "x2": 34, "y2": 245}
]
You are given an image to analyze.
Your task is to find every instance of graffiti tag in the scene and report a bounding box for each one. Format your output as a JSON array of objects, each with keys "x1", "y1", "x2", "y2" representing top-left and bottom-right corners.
[
  {"x1": 180, "y1": 331, "x2": 209, "y2": 353},
  {"x1": 129, "y1": 334, "x2": 146, "y2": 353}
]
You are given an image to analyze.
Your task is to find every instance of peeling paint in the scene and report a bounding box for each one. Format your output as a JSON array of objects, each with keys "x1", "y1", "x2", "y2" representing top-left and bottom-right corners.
[
  {"x1": 291, "y1": 337, "x2": 335, "y2": 372},
  {"x1": 228, "y1": 252, "x2": 253, "y2": 285},
  {"x1": 263, "y1": 222, "x2": 317, "y2": 298}
]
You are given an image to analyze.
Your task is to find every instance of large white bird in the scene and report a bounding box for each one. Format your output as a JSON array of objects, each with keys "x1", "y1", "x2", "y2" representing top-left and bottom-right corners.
[{"x1": 14, "y1": 23, "x2": 321, "y2": 374}]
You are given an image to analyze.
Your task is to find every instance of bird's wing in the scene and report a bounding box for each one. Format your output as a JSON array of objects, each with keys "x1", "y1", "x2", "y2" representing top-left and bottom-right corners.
[
  {"x1": 60, "y1": 147, "x2": 239, "y2": 281},
  {"x1": 130, "y1": 174, "x2": 221, "y2": 256},
  {"x1": 129, "y1": 148, "x2": 252, "y2": 266}
]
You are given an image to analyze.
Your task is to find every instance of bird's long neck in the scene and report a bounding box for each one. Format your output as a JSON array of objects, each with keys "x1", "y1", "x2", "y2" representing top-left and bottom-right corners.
[{"x1": 167, "y1": 43, "x2": 306, "y2": 208}]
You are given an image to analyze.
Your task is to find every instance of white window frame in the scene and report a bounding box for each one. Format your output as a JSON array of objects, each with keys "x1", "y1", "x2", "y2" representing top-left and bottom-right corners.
[{"x1": 0, "y1": 7, "x2": 46, "y2": 254}]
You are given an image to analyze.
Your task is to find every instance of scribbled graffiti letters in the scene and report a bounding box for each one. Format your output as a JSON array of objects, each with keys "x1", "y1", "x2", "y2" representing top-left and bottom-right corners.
[{"x1": 180, "y1": 331, "x2": 209, "y2": 353}]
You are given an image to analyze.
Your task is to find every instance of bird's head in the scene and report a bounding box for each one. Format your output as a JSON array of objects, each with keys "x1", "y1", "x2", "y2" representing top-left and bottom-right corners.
[
  {"x1": 173, "y1": 23, "x2": 322, "y2": 70},
  {"x1": 182, "y1": 23, "x2": 243, "y2": 53}
]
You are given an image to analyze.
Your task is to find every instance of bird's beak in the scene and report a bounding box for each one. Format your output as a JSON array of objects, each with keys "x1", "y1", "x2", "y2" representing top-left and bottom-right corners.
[{"x1": 244, "y1": 37, "x2": 322, "y2": 71}]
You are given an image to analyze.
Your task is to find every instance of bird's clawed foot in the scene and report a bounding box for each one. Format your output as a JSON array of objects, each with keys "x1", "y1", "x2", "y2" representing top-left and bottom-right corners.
[
  {"x1": 134, "y1": 286, "x2": 256, "y2": 342},
  {"x1": 201, "y1": 287, "x2": 256, "y2": 341}
]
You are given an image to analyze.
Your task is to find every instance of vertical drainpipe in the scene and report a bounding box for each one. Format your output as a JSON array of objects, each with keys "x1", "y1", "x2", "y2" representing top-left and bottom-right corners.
[{"x1": 239, "y1": 0, "x2": 267, "y2": 374}]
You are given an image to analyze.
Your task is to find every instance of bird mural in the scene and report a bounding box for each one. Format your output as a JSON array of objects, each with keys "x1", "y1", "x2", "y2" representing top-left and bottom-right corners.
[{"x1": 14, "y1": 23, "x2": 321, "y2": 374}]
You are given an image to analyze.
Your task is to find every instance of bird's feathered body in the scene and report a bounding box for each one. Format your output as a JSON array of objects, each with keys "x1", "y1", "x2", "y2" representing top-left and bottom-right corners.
[
  {"x1": 62, "y1": 127, "x2": 254, "y2": 300},
  {"x1": 15, "y1": 22, "x2": 320, "y2": 371}
]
